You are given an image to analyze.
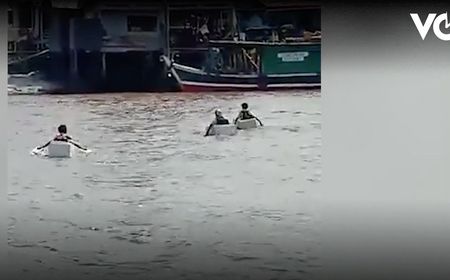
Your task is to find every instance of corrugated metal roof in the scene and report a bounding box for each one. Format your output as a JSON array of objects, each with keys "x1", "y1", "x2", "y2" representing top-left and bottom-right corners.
[{"x1": 258, "y1": 0, "x2": 320, "y2": 8}]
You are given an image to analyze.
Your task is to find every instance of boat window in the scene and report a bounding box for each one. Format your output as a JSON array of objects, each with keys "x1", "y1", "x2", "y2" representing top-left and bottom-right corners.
[{"x1": 127, "y1": 15, "x2": 158, "y2": 32}]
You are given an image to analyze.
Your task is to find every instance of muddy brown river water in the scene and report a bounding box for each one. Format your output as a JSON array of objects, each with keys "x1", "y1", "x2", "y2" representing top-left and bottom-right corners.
[{"x1": 7, "y1": 91, "x2": 321, "y2": 280}]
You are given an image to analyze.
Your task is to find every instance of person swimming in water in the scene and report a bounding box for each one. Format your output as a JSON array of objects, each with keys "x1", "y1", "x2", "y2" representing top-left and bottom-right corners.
[
  {"x1": 204, "y1": 109, "x2": 230, "y2": 136},
  {"x1": 234, "y1": 102, "x2": 263, "y2": 126},
  {"x1": 37, "y1": 124, "x2": 87, "y2": 151}
]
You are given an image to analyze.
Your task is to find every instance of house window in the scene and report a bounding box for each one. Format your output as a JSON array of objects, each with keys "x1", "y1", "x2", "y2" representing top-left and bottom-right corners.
[
  {"x1": 127, "y1": 15, "x2": 157, "y2": 32},
  {"x1": 18, "y1": 5, "x2": 32, "y2": 28},
  {"x1": 8, "y1": 9, "x2": 13, "y2": 26}
]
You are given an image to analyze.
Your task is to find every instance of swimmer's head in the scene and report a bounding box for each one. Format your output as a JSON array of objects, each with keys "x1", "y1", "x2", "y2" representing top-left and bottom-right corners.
[
  {"x1": 241, "y1": 103, "x2": 249, "y2": 110},
  {"x1": 215, "y1": 109, "x2": 222, "y2": 117},
  {"x1": 58, "y1": 124, "x2": 67, "y2": 134}
]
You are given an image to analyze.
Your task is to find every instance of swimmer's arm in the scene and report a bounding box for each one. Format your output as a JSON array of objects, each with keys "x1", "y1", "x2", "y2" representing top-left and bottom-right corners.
[
  {"x1": 66, "y1": 135, "x2": 87, "y2": 150},
  {"x1": 255, "y1": 116, "x2": 263, "y2": 126},
  {"x1": 250, "y1": 111, "x2": 263, "y2": 126},
  {"x1": 234, "y1": 112, "x2": 242, "y2": 124},
  {"x1": 204, "y1": 124, "x2": 213, "y2": 137},
  {"x1": 69, "y1": 140, "x2": 87, "y2": 150},
  {"x1": 37, "y1": 140, "x2": 52, "y2": 150}
]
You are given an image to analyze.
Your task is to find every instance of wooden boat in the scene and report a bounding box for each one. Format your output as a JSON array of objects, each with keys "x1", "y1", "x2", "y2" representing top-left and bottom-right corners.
[{"x1": 166, "y1": 40, "x2": 320, "y2": 92}]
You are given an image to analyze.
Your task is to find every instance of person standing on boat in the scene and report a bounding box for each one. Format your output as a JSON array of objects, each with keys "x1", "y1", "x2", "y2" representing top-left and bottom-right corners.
[
  {"x1": 204, "y1": 109, "x2": 230, "y2": 136},
  {"x1": 234, "y1": 103, "x2": 263, "y2": 126}
]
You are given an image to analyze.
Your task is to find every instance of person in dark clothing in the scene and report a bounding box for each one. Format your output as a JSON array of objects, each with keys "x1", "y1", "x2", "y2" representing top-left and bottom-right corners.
[
  {"x1": 204, "y1": 109, "x2": 230, "y2": 136},
  {"x1": 37, "y1": 124, "x2": 87, "y2": 151},
  {"x1": 234, "y1": 102, "x2": 263, "y2": 126}
]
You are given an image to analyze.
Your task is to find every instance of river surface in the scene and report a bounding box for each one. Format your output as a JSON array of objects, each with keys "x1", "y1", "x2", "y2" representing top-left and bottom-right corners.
[{"x1": 7, "y1": 90, "x2": 321, "y2": 280}]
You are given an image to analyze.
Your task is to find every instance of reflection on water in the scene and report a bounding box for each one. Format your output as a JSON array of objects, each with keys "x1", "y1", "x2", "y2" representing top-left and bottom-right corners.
[{"x1": 8, "y1": 91, "x2": 321, "y2": 280}]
